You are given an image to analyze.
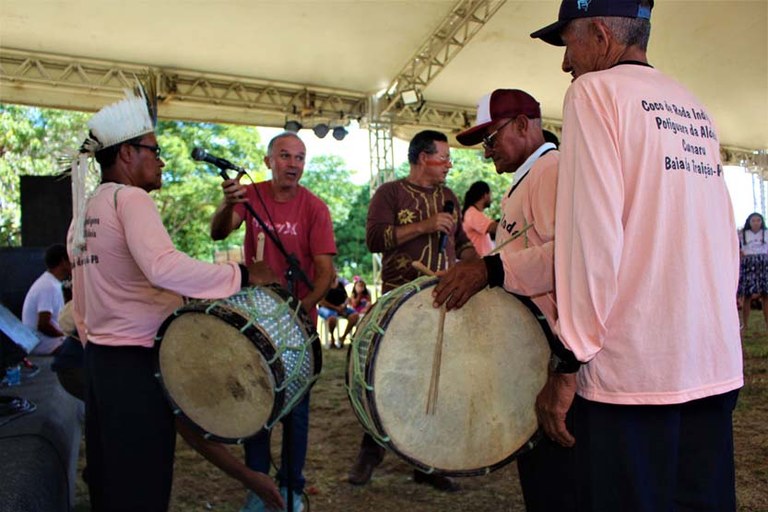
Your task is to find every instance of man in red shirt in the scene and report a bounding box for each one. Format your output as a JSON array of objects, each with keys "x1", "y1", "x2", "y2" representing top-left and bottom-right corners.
[{"x1": 212, "y1": 132, "x2": 336, "y2": 511}]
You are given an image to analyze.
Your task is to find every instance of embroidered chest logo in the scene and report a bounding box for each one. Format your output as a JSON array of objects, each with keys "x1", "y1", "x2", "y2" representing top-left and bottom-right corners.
[{"x1": 398, "y1": 209, "x2": 416, "y2": 225}]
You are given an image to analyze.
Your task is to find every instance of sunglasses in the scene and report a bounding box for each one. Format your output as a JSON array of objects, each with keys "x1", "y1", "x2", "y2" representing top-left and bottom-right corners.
[
  {"x1": 130, "y1": 143, "x2": 162, "y2": 159},
  {"x1": 482, "y1": 118, "x2": 515, "y2": 150}
]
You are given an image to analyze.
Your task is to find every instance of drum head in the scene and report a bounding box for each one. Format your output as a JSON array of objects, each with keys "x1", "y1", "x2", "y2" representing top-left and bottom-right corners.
[
  {"x1": 158, "y1": 311, "x2": 276, "y2": 442},
  {"x1": 369, "y1": 284, "x2": 550, "y2": 474}
]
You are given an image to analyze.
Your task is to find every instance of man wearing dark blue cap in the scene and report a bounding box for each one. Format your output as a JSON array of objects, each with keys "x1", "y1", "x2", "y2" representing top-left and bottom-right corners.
[{"x1": 531, "y1": 1, "x2": 743, "y2": 511}]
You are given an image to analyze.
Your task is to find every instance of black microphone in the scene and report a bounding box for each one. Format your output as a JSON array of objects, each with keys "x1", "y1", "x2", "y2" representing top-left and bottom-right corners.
[
  {"x1": 191, "y1": 147, "x2": 244, "y2": 177},
  {"x1": 438, "y1": 200, "x2": 455, "y2": 252}
]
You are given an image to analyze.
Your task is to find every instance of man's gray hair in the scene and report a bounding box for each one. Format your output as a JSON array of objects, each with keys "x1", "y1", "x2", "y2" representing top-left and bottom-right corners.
[
  {"x1": 600, "y1": 15, "x2": 651, "y2": 50},
  {"x1": 267, "y1": 131, "x2": 303, "y2": 156}
]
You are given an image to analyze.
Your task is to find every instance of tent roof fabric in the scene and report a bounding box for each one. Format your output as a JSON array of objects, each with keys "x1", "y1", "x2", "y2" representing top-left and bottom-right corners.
[{"x1": 1, "y1": 0, "x2": 766, "y2": 150}]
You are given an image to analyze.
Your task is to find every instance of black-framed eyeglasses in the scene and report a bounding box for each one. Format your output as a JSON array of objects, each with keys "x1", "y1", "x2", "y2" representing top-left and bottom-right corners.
[
  {"x1": 482, "y1": 118, "x2": 515, "y2": 150},
  {"x1": 130, "y1": 143, "x2": 162, "y2": 159}
]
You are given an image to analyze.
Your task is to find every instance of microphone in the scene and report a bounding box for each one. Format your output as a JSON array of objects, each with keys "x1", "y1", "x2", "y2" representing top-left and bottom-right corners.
[
  {"x1": 191, "y1": 147, "x2": 244, "y2": 177},
  {"x1": 438, "y1": 200, "x2": 454, "y2": 252}
]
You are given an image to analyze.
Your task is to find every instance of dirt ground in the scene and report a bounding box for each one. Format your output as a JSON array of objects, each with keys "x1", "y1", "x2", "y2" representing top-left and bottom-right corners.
[{"x1": 75, "y1": 317, "x2": 768, "y2": 512}]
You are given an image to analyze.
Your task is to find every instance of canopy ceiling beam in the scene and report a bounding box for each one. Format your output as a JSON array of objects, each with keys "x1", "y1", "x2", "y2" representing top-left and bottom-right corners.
[
  {"x1": 0, "y1": 47, "x2": 758, "y2": 168},
  {"x1": 0, "y1": 48, "x2": 367, "y2": 127},
  {"x1": 377, "y1": 0, "x2": 507, "y2": 118}
]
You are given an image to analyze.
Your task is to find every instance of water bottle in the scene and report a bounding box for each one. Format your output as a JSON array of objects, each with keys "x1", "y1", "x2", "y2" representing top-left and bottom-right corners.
[{"x1": 5, "y1": 365, "x2": 21, "y2": 387}]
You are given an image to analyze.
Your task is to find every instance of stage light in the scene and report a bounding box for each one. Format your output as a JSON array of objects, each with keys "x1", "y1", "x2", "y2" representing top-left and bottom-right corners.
[
  {"x1": 284, "y1": 120, "x2": 302, "y2": 132},
  {"x1": 401, "y1": 89, "x2": 420, "y2": 106},
  {"x1": 332, "y1": 126, "x2": 348, "y2": 141},
  {"x1": 313, "y1": 123, "x2": 330, "y2": 138}
]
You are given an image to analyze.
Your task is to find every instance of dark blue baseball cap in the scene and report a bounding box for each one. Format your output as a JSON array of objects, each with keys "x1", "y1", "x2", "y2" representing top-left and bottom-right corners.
[{"x1": 531, "y1": 0, "x2": 653, "y2": 46}]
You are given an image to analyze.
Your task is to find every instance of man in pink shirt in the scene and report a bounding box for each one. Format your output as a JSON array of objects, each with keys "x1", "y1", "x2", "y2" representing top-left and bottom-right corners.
[
  {"x1": 461, "y1": 181, "x2": 497, "y2": 257},
  {"x1": 433, "y1": 89, "x2": 573, "y2": 511},
  {"x1": 531, "y1": 1, "x2": 743, "y2": 510},
  {"x1": 211, "y1": 132, "x2": 336, "y2": 512},
  {"x1": 69, "y1": 88, "x2": 284, "y2": 511}
]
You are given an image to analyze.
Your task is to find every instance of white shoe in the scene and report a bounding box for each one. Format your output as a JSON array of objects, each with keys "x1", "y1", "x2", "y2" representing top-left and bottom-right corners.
[
  {"x1": 280, "y1": 487, "x2": 304, "y2": 512},
  {"x1": 240, "y1": 491, "x2": 267, "y2": 512},
  {"x1": 240, "y1": 489, "x2": 304, "y2": 512}
]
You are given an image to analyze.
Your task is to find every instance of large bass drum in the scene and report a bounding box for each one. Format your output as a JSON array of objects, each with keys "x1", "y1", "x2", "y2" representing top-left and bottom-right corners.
[
  {"x1": 347, "y1": 276, "x2": 551, "y2": 476},
  {"x1": 155, "y1": 285, "x2": 321, "y2": 443}
]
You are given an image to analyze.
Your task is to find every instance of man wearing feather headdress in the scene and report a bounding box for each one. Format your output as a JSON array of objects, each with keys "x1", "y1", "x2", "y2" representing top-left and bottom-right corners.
[{"x1": 68, "y1": 85, "x2": 284, "y2": 511}]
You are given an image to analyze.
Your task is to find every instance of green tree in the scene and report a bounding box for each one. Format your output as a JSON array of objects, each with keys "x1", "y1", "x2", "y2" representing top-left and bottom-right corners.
[
  {"x1": 154, "y1": 120, "x2": 267, "y2": 259},
  {"x1": 0, "y1": 105, "x2": 89, "y2": 245},
  {"x1": 0, "y1": 105, "x2": 267, "y2": 258},
  {"x1": 334, "y1": 186, "x2": 372, "y2": 282},
  {"x1": 301, "y1": 154, "x2": 372, "y2": 281},
  {"x1": 447, "y1": 148, "x2": 512, "y2": 220}
]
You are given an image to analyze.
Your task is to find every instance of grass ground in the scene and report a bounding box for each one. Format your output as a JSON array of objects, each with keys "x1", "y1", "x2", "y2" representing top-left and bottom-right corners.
[{"x1": 75, "y1": 315, "x2": 768, "y2": 512}]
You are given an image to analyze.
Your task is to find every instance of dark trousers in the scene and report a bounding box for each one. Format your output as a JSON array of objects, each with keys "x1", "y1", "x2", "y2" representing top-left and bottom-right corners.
[
  {"x1": 359, "y1": 431, "x2": 385, "y2": 460},
  {"x1": 573, "y1": 390, "x2": 739, "y2": 512},
  {"x1": 85, "y1": 343, "x2": 176, "y2": 512},
  {"x1": 244, "y1": 393, "x2": 311, "y2": 492},
  {"x1": 517, "y1": 408, "x2": 577, "y2": 512}
]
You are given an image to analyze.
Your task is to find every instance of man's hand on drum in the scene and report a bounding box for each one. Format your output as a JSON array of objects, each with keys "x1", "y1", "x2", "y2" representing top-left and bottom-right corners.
[
  {"x1": 247, "y1": 261, "x2": 280, "y2": 286},
  {"x1": 221, "y1": 172, "x2": 248, "y2": 205},
  {"x1": 242, "y1": 471, "x2": 285, "y2": 512},
  {"x1": 432, "y1": 258, "x2": 488, "y2": 310},
  {"x1": 535, "y1": 372, "x2": 577, "y2": 448}
]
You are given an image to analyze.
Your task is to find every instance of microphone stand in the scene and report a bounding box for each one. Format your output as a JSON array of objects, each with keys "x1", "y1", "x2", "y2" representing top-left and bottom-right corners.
[
  {"x1": 216, "y1": 169, "x2": 314, "y2": 296},
  {"x1": 217, "y1": 168, "x2": 309, "y2": 512}
]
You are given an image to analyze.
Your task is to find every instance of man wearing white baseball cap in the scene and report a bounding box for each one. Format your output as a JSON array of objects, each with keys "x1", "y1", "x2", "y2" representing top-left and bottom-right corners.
[{"x1": 434, "y1": 89, "x2": 575, "y2": 511}]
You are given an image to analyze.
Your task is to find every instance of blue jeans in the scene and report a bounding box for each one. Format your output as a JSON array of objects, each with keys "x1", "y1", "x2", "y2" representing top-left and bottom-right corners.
[{"x1": 244, "y1": 393, "x2": 310, "y2": 492}]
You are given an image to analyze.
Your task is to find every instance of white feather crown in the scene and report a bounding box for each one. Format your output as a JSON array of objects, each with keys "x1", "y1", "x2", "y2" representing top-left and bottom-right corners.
[
  {"x1": 71, "y1": 83, "x2": 156, "y2": 252},
  {"x1": 86, "y1": 85, "x2": 155, "y2": 151}
]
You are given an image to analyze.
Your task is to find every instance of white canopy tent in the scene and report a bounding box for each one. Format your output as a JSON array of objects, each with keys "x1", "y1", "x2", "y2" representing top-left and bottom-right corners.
[{"x1": 1, "y1": 0, "x2": 766, "y2": 170}]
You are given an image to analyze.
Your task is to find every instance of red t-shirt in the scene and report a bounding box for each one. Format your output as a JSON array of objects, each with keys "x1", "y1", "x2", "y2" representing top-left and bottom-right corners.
[{"x1": 235, "y1": 181, "x2": 336, "y2": 305}]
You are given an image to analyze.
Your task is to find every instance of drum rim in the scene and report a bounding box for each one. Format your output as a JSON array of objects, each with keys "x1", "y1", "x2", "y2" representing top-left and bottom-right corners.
[
  {"x1": 363, "y1": 278, "x2": 556, "y2": 476},
  {"x1": 154, "y1": 298, "x2": 287, "y2": 444},
  {"x1": 266, "y1": 284, "x2": 323, "y2": 390}
]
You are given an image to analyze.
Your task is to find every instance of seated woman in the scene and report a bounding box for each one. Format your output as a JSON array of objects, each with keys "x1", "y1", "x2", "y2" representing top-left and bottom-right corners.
[{"x1": 317, "y1": 271, "x2": 359, "y2": 348}]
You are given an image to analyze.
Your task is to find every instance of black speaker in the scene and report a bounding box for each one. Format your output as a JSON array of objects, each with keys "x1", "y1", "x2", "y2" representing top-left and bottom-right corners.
[
  {"x1": 0, "y1": 247, "x2": 46, "y2": 319},
  {"x1": 20, "y1": 175, "x2": 72, "y2": 248}
]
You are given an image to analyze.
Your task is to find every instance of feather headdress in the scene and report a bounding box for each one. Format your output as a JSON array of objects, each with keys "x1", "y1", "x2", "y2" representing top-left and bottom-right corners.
[{"x1": 71, "y1": 82, "x2": 156, "y2": 252}]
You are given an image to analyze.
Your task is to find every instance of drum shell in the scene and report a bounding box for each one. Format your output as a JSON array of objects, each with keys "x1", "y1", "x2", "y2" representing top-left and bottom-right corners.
[
  {"x1": 347, "y1": 277, "x2": 551, "y2": 476},
  {"x1": 155, "y1": 285, "x2": 321, "y2": 444}
]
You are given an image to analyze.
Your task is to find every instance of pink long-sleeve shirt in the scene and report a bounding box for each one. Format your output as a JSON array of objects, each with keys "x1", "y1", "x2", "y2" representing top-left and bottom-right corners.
[
  {"x1": 555, "y1": 64, "x2": 743, "y2": 405},
  {"x1": 496, "y1": 146, "x2": 559, "y2": 328},
  {"x1": 69, "y1": 183, "x2": 243, "y2": 348},
  {"x1": 463, "y1": 206, "x2": 494, "y2": 257}
]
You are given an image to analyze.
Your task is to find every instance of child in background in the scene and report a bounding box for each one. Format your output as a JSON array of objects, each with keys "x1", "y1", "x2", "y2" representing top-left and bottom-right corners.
[{"x1": 349, "y1": 278, "x2": 372, "y2": 315}]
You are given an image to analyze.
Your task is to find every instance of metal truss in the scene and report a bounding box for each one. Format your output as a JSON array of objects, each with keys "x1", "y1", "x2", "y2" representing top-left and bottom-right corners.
[
  {"x1": 0, "y1": 48, "x2": 757, "y2": 172},
  {"x1": 0, "y1": 48, "x2": 367, "y2": 126},
  {"x1": 378, "y1": 0, "x2": 507, "y2": 117},
  {"x1": 368, "y1": 120, "x2": 396, "y2": 193},
  {"x1": 389, "y1": 100, "x2": 471, "y2": 132}
]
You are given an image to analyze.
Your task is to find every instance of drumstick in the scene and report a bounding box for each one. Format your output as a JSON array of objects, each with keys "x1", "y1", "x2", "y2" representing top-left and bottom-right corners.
[
  {"x1": 411, "y1": 261, "x2": 447, "y2": 414},
  {"x1": 426, "y1": 306, "x2": 446, "y2": 415},
  {"x1": 487, "y1": 222, "x2": 534, "y2": 256},
  {"x1": 411, "y1": 261, "x2": 435, "y2": 277},
  {"x1": 256, "y1": 232, "x2": 265, "y2": 262}
]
